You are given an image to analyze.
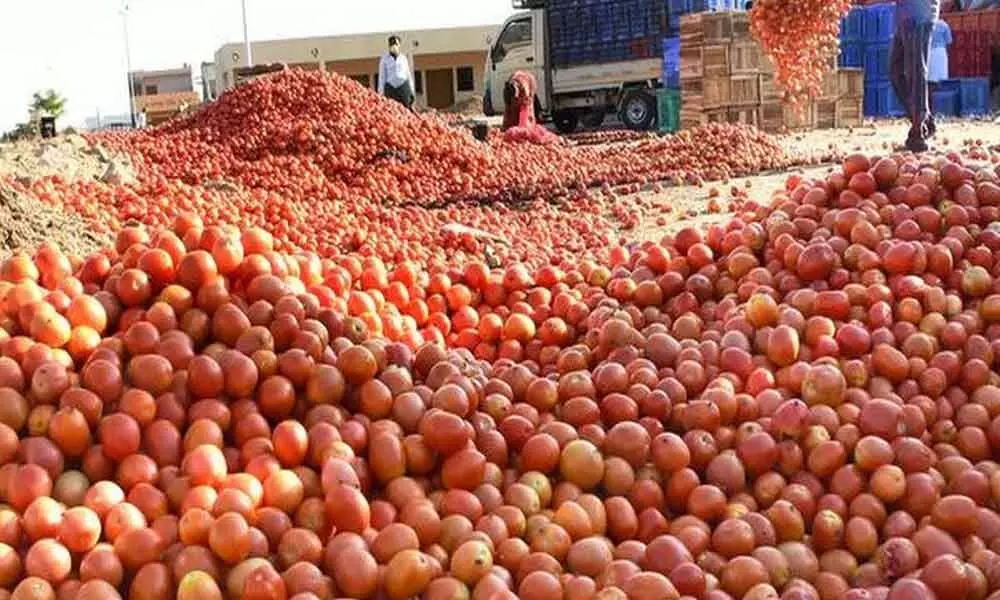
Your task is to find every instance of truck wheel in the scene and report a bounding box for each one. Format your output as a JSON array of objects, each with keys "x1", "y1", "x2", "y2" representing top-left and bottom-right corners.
[
  {"x1": 553, "y1": 110, "x2": 579, "y2": 134},
  {"x1": 620, "y1": 90, "x2": 656, "y2": 131},
  {"x1": 581, "y1": 110, "x2": 605, "y2": 129}
]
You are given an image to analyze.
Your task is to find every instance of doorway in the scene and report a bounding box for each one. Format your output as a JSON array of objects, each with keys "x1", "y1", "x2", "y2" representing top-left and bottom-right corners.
[{"x1": 425, "y1": 69, "x2": 455, "y2": 109}]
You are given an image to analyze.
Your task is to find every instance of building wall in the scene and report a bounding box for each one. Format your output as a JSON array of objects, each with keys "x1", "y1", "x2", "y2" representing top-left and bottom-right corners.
[
  {"x1": 134, "y1": 72, "x2": 193, "y2": 96},
  {"x1": 213, "y1": 25, "x2": 496, "y2": 109},
  {"x1": 321, "y1": 51, "x2": 485, "y2": 109}
]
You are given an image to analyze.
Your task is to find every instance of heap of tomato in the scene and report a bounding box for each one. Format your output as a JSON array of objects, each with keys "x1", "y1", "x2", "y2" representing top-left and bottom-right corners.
[{"x1": 0, "y1": 137, "x2": 999, "y2": 600}]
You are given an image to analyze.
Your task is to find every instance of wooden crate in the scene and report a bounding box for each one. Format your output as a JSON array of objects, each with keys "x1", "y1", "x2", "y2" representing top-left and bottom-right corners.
[
  {"x1": 783, "y1": 102, "x2": 817, "y2": 130},
  {"x1": 679, "y1": 13, "x2": 733, "y2": 45},
  {"x1": 731, "y1": 75, "x2": 761, "y2": 106},
  {"x1": 679, "y1": 14, "x2": 705, "y2": 47},
  {"x1": 760, "y1": 102, "x2": 784, "y2": 132},
  {"x1": 680, "y1": 45, "x2": 704, "y2": 80},
  {"x1": 681, "y1": 109, "x2": 708, "y2": 129},
  {"x1": 680, "y1": 78, "x2": 704, "y2": 109},
  {"x1": 759, "y1": 74, "x2": 781, "y2": 103},
  {"x1": 703, "y1": 44, "x2": 730, "y2": 78},
  {"x1": 703, "y1": 77, "x2": 732, "y2": 109},
  {"x1": 729, "y1": 41, "x2": 761, "y2": 76},
  {"x1": 703, "y1": 12, "x2": 734, "y2": 44},
  {"x1": 816, "y1": 99, "x2": 837, "y2": 129},
  {"x1": 820, "y1": 70, "x2": 839, "y2": 99},
  {"x1": 838, "y1": 68, "x2": 864, "y2": 99},
  {"x1": 731, "y1": 13, "x2": 752, "y2": 41},
  {"x1": 760, "y1": 52, "x2": 776, "y2": 75},
  {"x1": 706, "y1": 108, "x2": 730, "y2": 123},
  {"x1": 728, "y1": 106, "x2": 761, "y2": 127},
  {"x1": 835, "y1": 98, "x2": 863, "y2": 128}
]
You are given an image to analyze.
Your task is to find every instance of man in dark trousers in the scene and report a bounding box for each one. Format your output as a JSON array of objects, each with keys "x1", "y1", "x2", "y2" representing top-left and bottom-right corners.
[
  {"x1": 378, "y1": 35, "x2": 415, "y2": 110},
  {"x1": 890, "y1": 0, "x2": 940, "y2": 152}
]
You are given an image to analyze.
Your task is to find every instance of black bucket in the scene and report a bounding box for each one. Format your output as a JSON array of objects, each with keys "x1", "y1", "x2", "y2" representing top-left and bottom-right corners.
[
  {"x1": 472, "y1": 123, "x2": 489, "y2": 141},
  {"x1": 39, "y1": 117, "x2": 56, "y2": 139}
]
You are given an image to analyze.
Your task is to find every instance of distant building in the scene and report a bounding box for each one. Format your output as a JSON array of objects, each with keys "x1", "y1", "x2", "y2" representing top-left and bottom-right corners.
[
  {"x1": 129, "y1": 64, "x2": 200, "y2": 126},
  {"x1": 213, "y1": 25, "x2": 496, "y2": 110},
  {"x1": 84, "y1": 113, "x2": 133, "y2": 131},
  {"x1": 201, "y1": 62, "x2": 218, "y2": 100}
]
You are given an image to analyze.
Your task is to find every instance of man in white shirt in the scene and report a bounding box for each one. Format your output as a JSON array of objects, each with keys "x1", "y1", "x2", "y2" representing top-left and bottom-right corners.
[{"x1": 378, "y1": 35, "x2": 415, "y2": 110}]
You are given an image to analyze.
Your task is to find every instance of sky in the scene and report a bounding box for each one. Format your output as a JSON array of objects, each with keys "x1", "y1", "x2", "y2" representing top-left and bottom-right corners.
[{"x1": 0, "y1": 0, "x2": 514, "y2": 132}]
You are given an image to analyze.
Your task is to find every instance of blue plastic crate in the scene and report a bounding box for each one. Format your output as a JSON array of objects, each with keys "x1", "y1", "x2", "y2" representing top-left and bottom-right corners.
[
  {"x1": 706, "y1": 0, "x2": 733, "y2": 10},
  {"x1": 937, "y1": 79, "x2": 960, "y2": 93},
  {"x1": 864, "y1": 42, "x2": 891, "y2": 82},
  {"x1": 932, "y1": 89, "x2": 959, "y2": 117},
  {"x1": 840, "y1": 8, "x2": 864, "y2": 41},
  {"x1": 840, "y1": 41, "x2": 863, "y2": 68},
  {"x1": 864, "y1": 85, "x2": 879, "y2": 117},
  {"x1": 958, "y1": 78, "x2": 991, "y2": 116},
  {"x1": 864, "y1": 3, "x2": 895, "y2": 42},
  {"x1": 865, "y1": 81, "x2": 905, "y2": 117}
]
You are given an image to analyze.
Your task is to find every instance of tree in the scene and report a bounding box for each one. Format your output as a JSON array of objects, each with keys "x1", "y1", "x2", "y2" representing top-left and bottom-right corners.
[{"x1": 30, "y1": 89, "x2": 67, "y2": 119}]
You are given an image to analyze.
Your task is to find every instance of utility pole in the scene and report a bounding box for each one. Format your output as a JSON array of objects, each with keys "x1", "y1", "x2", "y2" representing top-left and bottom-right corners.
[
  {"x1": 241, "y1": 0, "x2": 253, "y2": 67},
  {"x1": 121, "y1": 2, "x2": 137, "y2": 128}
]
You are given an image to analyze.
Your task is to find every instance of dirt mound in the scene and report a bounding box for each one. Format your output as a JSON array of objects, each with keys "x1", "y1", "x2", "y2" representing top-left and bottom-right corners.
[
  {"x1": 0, "y1": 185, "x2": 109, "y2": 258},
  {"x1": 0, "y1": 134, "x2": 127, "y2": 183}
]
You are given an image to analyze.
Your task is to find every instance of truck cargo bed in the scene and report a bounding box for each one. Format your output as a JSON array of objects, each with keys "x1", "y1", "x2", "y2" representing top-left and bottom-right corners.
[{"x1": 551, "y1": 58, "x2": 662, "y2": 94}]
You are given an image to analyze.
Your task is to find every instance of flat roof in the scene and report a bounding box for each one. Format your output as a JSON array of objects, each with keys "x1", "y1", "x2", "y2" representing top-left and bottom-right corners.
[{"x1": 130, "y1": 65, "x2": 193, "y2": 78}]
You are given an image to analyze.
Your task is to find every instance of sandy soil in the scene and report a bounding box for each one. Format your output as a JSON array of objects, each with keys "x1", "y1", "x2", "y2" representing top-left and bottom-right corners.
[{"x1": 0, "y1": 134, "x2": 130, "y2": 257}]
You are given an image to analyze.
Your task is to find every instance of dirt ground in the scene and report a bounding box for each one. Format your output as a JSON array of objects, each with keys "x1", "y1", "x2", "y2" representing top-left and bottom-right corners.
[
  {"x1": 0, "y1": 119, "x2": 997, "y2": 258},
  {"x1": 0, "y1": 134, "x2": 134, "y2": 257}
]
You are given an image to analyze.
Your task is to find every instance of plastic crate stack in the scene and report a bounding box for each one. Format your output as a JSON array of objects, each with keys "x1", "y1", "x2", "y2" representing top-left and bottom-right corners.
[
  {"x1": 943, "y1": 9, "x2": 999, "y2": 78},
  {"x1": 839, "y1": 3, "x2": 908, "y2": 118},
  {"x1": 549, "y1": 0, "x2": 670, "y2": 68},
  {"x1": 662, "y1": 36, "x2": 681, "y2": 89},
  {"x1": 928, "y1": 78, "x2": 992, "y2": 119}
]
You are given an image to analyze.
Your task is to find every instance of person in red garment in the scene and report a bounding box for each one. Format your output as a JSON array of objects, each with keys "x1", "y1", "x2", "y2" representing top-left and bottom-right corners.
[
  {"x1": 501, "y1": 71, "x2": 559, "y2": 144},
  {"x1": 501, "y1": 71, "x2": 538, "y2": 131}
]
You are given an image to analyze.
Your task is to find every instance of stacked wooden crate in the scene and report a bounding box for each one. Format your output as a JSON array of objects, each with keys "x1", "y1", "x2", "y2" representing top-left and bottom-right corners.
[{"x1": 679, "y1": 12, "x2": 865, "y2": 132}]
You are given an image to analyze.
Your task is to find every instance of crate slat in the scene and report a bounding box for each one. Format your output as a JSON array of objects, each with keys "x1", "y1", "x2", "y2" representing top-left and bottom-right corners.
[
  {"x1": 680, "y1": 45, "x2": 704, "y2": 80},
  {"x1": 729, "y1": 41, "x2": 761, "y2": 76},
  {"x1": 835, "y1": 98, "x2": 863, "y2": 128},
  {"x1": 728, "y1": 106, "x2": 760, "y2": 127},
  {"x1": 703, "y1": 77, "x2": 732, "y2": 109},
  {"x1": 730, "y1": 75, "x2": 761, "y2": 106},
  {"x1": 703, "y1": 44, "x2": 730, "y2": 78},
  {"x1": 816, "y1": 99, "x2": 837, "y2": 129},
  {"x1": 838, "y1": 68, "x2": 864, "y2": 99}
]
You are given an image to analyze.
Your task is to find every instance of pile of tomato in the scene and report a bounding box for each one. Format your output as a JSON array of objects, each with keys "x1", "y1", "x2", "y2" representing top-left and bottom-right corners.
[
  {"x1": 1, "y1": 66, "x2": 1000, "y2": 600},
  {"x1": 0, "y1": 131, "x2": 1000, "y2": 600}
]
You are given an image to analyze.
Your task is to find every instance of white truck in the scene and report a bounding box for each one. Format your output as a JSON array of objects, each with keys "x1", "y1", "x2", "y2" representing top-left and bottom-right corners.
[{"x1": 484, "y1": 0, "x2": 667, "y2": 133}]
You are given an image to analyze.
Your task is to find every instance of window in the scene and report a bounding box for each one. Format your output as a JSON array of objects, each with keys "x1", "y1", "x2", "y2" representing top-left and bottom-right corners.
[
  {"x1": 373, "y1": 73, "x2": 379, "y2": 89},
  {"x1": 497, "y1": 18, "x2": 532, "y2": 58},
  {"x1": 349, "y1": 74, "x2": 370, "y2": 87},
  {"x1": 414, "y1": 71, "x2": 424, "y2": 95},
  {"x1": 145, "y1": 84, "x2": 158, "y2": 95},
  {"x1": 456, "y1": 67, "x2": 475, "y2": 92}
]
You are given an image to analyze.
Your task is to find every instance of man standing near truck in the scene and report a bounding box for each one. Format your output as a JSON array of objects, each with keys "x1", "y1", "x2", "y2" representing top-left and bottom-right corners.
[
  {"x1": 890, "y1": 0, "x2": 940, "y2": 152},
  {"x1": 378, "y1": 35, "x2": 415, "y2": 111}
]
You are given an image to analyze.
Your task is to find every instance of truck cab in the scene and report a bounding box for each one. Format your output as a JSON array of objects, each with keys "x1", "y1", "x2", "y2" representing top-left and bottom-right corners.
[
  {"x1": 485, "y1": 10, "x2": 548, "y2": 117},
  {"x1": 485, "y1": 3, "x2": 664, "y2": 133}
]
